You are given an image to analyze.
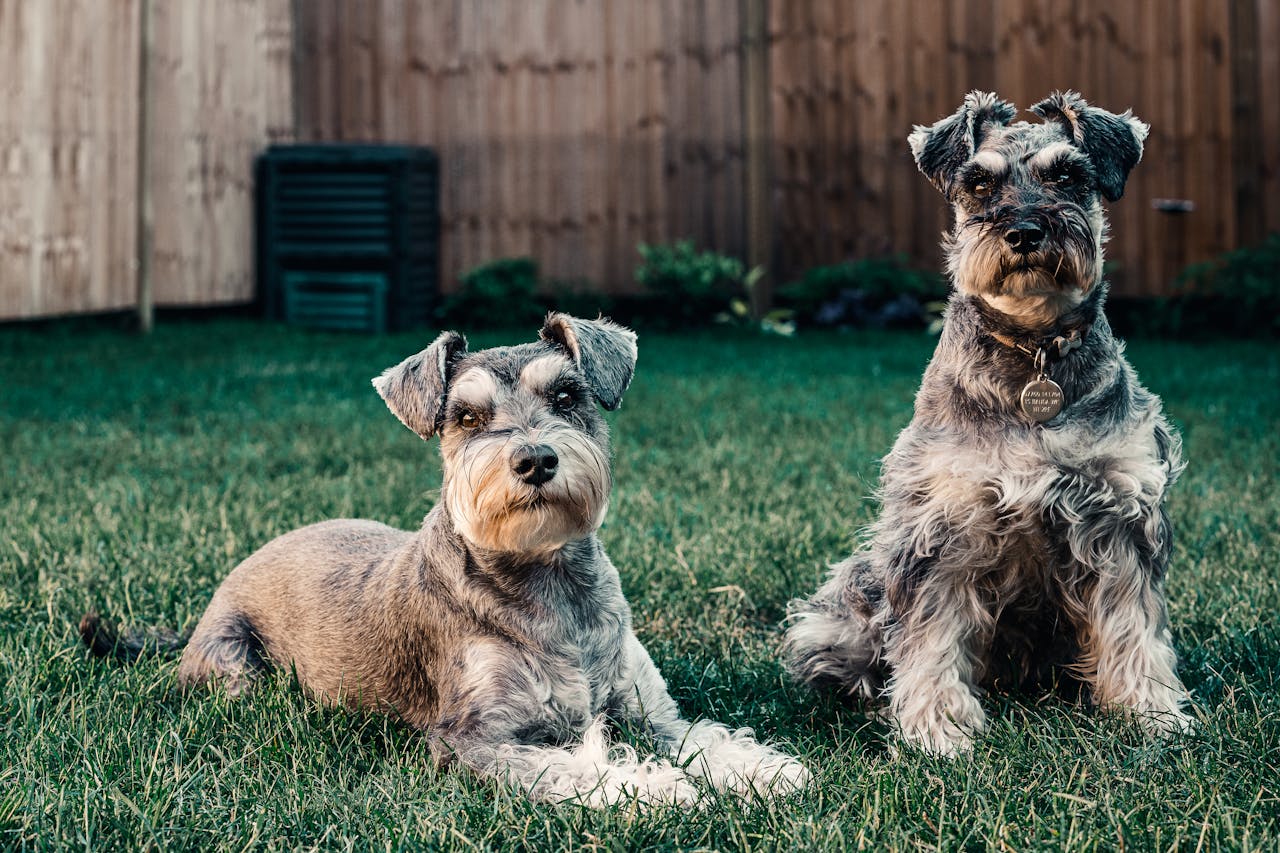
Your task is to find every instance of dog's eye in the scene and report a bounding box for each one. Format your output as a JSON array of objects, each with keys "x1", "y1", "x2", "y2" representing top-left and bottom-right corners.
[
  {"x1": 551, "y1": 390, "x2": 574, "y2": 412},
  {"x1": 459, "y1": 411, "x2": 481, "y2": 430},
  {"x1": 1045, "y1": 165, "x2": 1080, "y2": 187},
  {"x1": 969, "y1": 175, "x2": 995, "y2": 198}
]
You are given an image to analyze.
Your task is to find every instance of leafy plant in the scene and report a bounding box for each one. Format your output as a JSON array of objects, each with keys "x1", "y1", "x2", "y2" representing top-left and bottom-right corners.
[
  {"x1": 715, "y1": 266, "x2": 796, "y2": 336},
  {"x1": 437, "y1": 258, "x2": 545, "y2": 328},
  {"x1": 635, "y1": 241, "x2": 750, "y2": 328}
]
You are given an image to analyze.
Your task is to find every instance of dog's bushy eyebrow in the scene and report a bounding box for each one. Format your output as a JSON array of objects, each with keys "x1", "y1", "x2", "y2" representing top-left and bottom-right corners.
[
  {"x1": 447, "y1": 369, "x2": 499, "y2": 411},
  {"x1": 444, "y1": 395, "x2": 494, "y2": 417},
  {"x1": 546, "y1": 376, "x2": 592, "y2": 402},
  {"x1": 969, "y1": 151, "x2": 1008, "y2": 176},
  {"x1": 956, "y1": 162, "x2": 1000, "y2": 185},
  {"x1": 518, "y1": 355, "x2": 576, "y2": 393},
  {"x1": 1027, "y1": 143, "x2": 1090, "y2": 171}
]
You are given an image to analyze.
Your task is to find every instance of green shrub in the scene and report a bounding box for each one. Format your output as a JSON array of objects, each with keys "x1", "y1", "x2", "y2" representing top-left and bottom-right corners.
[
  {"x1": 437, "y1": 258, "x2": 545, "y2": 328},
  {"x1": 635, "y1": 241, "x2": 748, "y2": 328},
  {"x1": 1166, "y1": 233, "x2": 1280, "y2": 338},
  {"x1": 778, "y1": 255, "x2": 947, "y2": 329}
]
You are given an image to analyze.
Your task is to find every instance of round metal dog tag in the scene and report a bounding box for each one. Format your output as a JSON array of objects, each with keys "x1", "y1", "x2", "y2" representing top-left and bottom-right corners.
[{"x1": 1020, "y1": 378, "x2": 1064, "y2": 422}]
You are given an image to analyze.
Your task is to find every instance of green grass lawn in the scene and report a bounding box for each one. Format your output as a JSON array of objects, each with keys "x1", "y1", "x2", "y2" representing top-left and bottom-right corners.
[{"x1": 1, "y1": 319, "x2": 1277, "y2": 850}]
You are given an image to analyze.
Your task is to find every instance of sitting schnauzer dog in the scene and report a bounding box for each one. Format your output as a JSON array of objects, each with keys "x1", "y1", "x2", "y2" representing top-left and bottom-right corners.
[
  {"x1": 83, "y1": 314, "x2": 808, "y2": 805},
  {"x1": 785, "y1": 91, "x2": 1191, "y2": 755}
]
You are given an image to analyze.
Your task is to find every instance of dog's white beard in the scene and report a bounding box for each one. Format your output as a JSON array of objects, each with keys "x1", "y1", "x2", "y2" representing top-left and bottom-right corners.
[
  {"x1": 949, "y1": 227, "x2": 1100, "y2": 327},
  {"x1": 981, "y1": 282, "x2": 1087, "y2": 327}
]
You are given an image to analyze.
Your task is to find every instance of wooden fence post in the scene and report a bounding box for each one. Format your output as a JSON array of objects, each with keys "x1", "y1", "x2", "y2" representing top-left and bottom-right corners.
[
  {"x1": 1230, "y1": 0, "x2": 1262, "y2": 249},
  {"x1": 135, "y1": 0, "x2": 154, "y2": 333},
  {"x1": 741, "y1": 0, "x2": 772, "y2": 318}
]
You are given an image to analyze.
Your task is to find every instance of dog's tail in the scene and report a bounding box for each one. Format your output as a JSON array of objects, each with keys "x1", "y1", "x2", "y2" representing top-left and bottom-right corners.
[{"x1": 79, "y1": 611, "x2": 190, "y2": 662}]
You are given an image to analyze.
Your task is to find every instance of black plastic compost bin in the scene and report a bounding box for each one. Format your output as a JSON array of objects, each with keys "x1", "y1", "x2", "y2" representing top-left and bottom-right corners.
[{"x1": 256, "y1": 144, "x2": 439, "y2": 332}]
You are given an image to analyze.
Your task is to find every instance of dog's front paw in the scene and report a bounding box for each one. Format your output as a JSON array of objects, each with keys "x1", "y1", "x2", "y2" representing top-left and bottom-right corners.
[
  {"x1": 677, "y1": 722, "x2": 811, "y2": 798},
  {"x1": 563, "y1": 763, "x2": 700, "y2": 808},
  {"x1": 725, "y1": 749, "x2": 812, "y2": 798},
  {"x1": 1094, "y1": 681, "x2": 1194, "y2": 740},
  {"x1": 1133, "y1": 704, "x2": 1195, "y2": 739},
  {"x1": 489, "y1": 718, "x2": 701, "y2": 808},
  {"x1": 892, "y1": 691, "x2": 986, "y2": 758},
  {"x1": 896, "y1": 722, "x2": 974, "y2": 758}
]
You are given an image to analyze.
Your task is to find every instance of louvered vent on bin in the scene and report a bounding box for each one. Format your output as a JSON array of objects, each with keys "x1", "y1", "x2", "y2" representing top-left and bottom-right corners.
[{"x1": 256, "y1": 144, "x2": 439, "y2": 332}]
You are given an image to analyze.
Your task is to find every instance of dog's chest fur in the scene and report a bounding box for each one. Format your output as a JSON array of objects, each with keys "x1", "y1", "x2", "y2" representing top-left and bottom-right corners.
[
  {"x1": 409, "y1": 533, "x2": 633, "y2": 741},
  {"x1": 898, "y1": 297, "x2": 1176, "y2": 541},
  {"x1": 493, "y1": 553, "x2": 633, "y2": 724}
]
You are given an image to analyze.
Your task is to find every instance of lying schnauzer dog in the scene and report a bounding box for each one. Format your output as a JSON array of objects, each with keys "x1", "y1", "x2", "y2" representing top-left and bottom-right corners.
[
  {"x1": 785, "y1": 91, "x2": 1191, "y2": 755},
  {"x1": 83, "y1": 314, "x2": 808, "y2": 805}
]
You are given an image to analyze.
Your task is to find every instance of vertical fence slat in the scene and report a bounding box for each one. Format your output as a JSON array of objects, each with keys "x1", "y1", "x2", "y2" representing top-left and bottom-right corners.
[
  {"x1": 136, "y1": 0, "x2": 153, "y2": 331},
  {"x1": 742, "y1": 0, "x2": 772, "y2": 313},
  {"x1": 1230, "y1": 0, "x2": 1262, "y2": 250},
  {"x1": 0, "y1": 0, "x2": 140, "y2": 320},
  {"x1": 1258, "y1": 0, "x2": 1280, "y2": 236},
  {"x1": 148, "y1": 0, "x2": 293, "y2": 307}
]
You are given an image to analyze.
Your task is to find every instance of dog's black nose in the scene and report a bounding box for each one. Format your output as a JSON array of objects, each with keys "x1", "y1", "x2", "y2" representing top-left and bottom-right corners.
[
  {"x1": 512, "y1": 444, "x2": 558, "y2": 486},
  {"x1": 1004, "y1": 223, "x2": 1045, "y2": 254}
]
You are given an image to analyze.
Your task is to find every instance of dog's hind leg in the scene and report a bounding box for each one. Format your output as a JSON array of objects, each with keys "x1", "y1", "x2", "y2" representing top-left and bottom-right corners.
[
  {"x1": 783, "y1": 554, "x2": 886, "y2": 701},
  {"x1": 177, "y1": 610, "x2": 270, "y2": 697},
  {"x1": 616, "y1": 636, "x2": 811, "y2": 799}
]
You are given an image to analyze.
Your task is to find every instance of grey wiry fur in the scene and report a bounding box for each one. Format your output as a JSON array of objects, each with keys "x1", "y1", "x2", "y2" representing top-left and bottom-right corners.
[
  {"x1": 85, "y1": 314, "x2": 808, "y2": 806},
  {"x1": 785, "y1": 92, "x2": 1191, "y2": 756}
]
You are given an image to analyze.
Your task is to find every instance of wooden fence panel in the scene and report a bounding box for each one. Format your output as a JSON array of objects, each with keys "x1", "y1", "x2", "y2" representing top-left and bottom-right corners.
[
  {"x1": 292, "y1": 0, "x2": 746, "y2": 293},
  {"x1": 1, "y1": 0, "x2": 1275, "y2": 320},
  {"x1": 149, "y1": 0, "x2": 294, "y2": 306},
  {"x1": 1262, "y1": 0, "x2": 1280, "y2": 236},
  {"x1": 0, "y1": 0, "x2": 140, "y2": 319}
]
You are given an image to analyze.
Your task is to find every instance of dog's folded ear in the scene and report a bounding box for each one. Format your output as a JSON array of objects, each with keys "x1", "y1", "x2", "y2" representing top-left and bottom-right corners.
[
  {"x1": 372, "y1": 331, "x2": 468, "y2": 439},
  {"x1": 909, "y1": 91, "x2": 1017, "y2": 197},
  {"x1": 1031, "y1": 91, "x2": 1148, "y2": 202},
  {"x1": 539, "y1": 313, "x2": 638, "y2": 411}
]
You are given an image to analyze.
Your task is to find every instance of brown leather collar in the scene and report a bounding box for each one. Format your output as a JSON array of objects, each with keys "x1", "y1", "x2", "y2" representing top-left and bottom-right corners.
[{"x1": 987, "y1": 323, "x2": 1092, "y2": 362}]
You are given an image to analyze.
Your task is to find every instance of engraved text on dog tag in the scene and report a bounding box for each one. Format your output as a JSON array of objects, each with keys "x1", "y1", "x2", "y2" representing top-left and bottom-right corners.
[{"x1": 1020, "y1": 376, "x2": 1064, "y2": 422}]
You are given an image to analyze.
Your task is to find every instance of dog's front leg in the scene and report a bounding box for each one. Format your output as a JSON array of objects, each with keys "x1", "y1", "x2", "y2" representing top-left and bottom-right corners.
[
  {"x1": 614, "y1": 635, "x2": 810, "y2": 798},
  {"x1": 882, "y1": 570, "x2": 988, "y2": 756},
  {"x1": 1069, "y1": 508, "x2": 1192, "y2": 736},
  {"x1": 429, "y1": 715, "x2": 697, "y2": 808},
  {"x1": 426, "y1": 652, "x2": 697, "y2": 808}
]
